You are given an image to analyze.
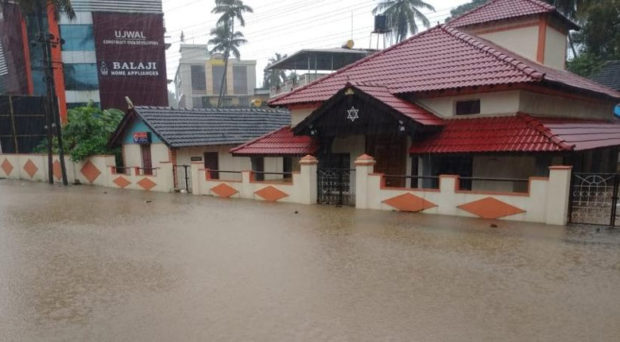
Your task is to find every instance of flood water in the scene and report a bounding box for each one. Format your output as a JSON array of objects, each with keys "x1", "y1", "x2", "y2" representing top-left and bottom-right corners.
[{"x1": 1, "y1": 179, "x2": 620, "y2": 341}]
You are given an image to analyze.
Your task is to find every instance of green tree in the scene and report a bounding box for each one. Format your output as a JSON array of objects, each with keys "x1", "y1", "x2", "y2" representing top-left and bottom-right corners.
[
  {"x1": 373, "y1": 0, "x2": 435, "y2": 43},
  {"x1": 36, "y1": 104, "x2": 124, "y2": 162},
  {"x1": 263, "y1": 53, "x2": 288, "y2": 89},
  {"x1": 208, "y1": 23, "x2": 247, "y2": 59},
  {"x1": 4, "y1": 0, "x2": 75, "y2": 19},
  {"x1": 211, "y1": 0, "x2": 253, "y2": 107}
]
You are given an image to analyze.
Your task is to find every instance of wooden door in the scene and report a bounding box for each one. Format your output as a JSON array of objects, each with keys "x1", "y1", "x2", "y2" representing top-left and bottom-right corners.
[
  {"x1": 140, "y1": 144, "x2": 152, "y2": 175},
  {"x1": 204, "y1": 152, "x2": 219, "y2": 179},
  {"x1": 367, "y1": 135, "x2": 407, "y2": 187}
]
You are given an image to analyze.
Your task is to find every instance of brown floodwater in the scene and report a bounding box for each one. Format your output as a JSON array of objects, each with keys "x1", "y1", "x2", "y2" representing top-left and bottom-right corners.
[{"x1": 1, "y1": 179, "x2": 620, "y2": 341}]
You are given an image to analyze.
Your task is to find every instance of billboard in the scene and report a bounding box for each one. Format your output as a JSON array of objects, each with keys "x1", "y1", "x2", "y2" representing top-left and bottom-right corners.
[{"x1": 92, "y1": 12, "x2": 168, "y2": 110}]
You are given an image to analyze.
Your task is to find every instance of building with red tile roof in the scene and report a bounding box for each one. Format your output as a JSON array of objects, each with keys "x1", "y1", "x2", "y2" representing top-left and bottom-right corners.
[{"x1": 232, "y1": 0, "x2": 620, "y2": 195}]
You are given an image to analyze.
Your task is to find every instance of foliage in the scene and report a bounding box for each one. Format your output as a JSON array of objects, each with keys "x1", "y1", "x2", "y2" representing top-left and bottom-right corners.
[
  {"x1": 446, "y1": 0, "x2": 487, "y2": 20},
  {"x1": 211, "y1": 0, "x2": 253, "y2": 27},
  {"x1": 35, "y1": 104, "x2": 124, "y2": 162},
  {"x1": 373, "y1": 0, "x2": 435, "y2": 42},
  {"x1": 208, "y1": 23, "x2": 247, "y2": 59},
  {"x1": 263, "y1": 53, "x2": 288, "y2": 89}
]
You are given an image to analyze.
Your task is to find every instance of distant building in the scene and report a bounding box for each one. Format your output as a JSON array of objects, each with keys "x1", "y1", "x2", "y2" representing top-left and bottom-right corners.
[
  {"x1": 174, "y1": 44, "x2": 257, "y2": 108},
  {"x1": 0, "y1": 0, "x2": 169, "y2": 121}
]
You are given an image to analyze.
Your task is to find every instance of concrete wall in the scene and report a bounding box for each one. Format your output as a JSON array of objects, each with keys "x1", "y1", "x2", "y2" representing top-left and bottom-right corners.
[
  {"x1": 545, "y1": 25, "x2": 567, "y2": 70},
  {"x1": 355, "y1": 155, "x2": 572, "y2": 225},
  {"x1": 519, "y1": 91, "x2": 615, "y2": 119},
  {"x1": 290, "y1": 106, "x2": 319, "y2": 127},
  {"x1": 417, "y1": 91, "x2": 521, "y2": 118},
  {"x1": 191, "y1": 155, "x2": 318, "y2": 205},
  {"x1": 0, "y1": 154, "x2": 174, "y2": 192},
  {"x1": 478, "y1": 25, "x2": 540, "y2": 63}
]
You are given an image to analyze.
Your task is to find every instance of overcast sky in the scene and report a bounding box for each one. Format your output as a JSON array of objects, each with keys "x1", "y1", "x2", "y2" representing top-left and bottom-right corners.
[{"x1": 162, "y1": 0, "x2": 471, "y2": 90}]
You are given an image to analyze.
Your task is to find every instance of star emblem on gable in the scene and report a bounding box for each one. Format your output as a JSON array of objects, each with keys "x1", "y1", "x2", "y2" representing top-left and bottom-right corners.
[{"x1": 346, "y1": 106, "x2": 359, "y2": 122}]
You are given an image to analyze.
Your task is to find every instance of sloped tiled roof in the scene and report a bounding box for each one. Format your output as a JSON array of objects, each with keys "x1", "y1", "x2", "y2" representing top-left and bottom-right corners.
[
  {"x1": 115, "y1": 106, "x2": 291, "y2": 148},
  {"x1": 447, "y1": 0, "x2": 570, "y2": 28},
  {"x1": 591, "y1": 61, "x2": 620, "y2": 91},
  {"x1": 270, "y1": 25, "x2": 617, "y2": 107},
  {"x1": 230, "y1": 126, "x2": 318, "y2": 156},
  {"x1": 352, "y1": 83, "x2": 443, "y2": 126},
  {"x1": 409, "y1": 114, "x2": 620, "y2": 154}
]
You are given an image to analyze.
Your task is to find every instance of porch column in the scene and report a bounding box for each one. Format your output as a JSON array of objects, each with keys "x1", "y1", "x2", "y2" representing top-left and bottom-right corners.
[
  {"x1": 545, "y1": 165, "x2": 573, "y2": 225},
  {"x1": 355, "y1": 154, "x2": 375, "y2": 209},
  {"x1": 190, "y1": 162, "x2": 202, "y2": 195},
  {"x1": 299, "y1": 155, "x2": 318, "y2": 204}
]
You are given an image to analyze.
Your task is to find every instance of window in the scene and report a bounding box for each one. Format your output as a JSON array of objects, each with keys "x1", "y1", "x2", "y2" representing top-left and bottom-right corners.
[
  {"x1": 212, "y1": 65, "x2": 226, "y2": 95},
  {"x1": 60, "y1": 25, "x2": 95, "y2": 51},
  {"x1": 251, "y1": 157, "x2": 264, "y2": 181},
  {"x1": 204, "y1": 152, "x2": 219, "y2": 179},
  {"x1": 283, "y1": 157, "x2": 292, "y2": 179},
  {"x1": 63, "y1": 64, "x2": 99, "y2": 90},
  {"x1": 233, "y1": 65, "x2": 248, "y2": 94},
  {"x1": 191, "y1": 65, "x2": 206, "y2": 91},
  {"x1": 455, "y1": 99, "x2": 481, "y2": 115}
]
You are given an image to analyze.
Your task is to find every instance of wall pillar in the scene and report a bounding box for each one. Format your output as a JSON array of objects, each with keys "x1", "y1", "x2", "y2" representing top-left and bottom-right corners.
[
  {"x1": 545, "y1": 165, "x2": 572, "y2": 225},
  {"x1": 240, "y1": 170, "x2": 253, "y2": 199},
  {"x1": 355, "y1": 154, "x2": 375, "y2": 209},
  {"x1": 158, "y1": 162, "x2": 174, "y2": 192},
  {"x1": 190, "y1": 162, "x2": 202, "y2": 195},
  {"x1": 299, "y1": 155, "x2": 318, "y2": 204}
]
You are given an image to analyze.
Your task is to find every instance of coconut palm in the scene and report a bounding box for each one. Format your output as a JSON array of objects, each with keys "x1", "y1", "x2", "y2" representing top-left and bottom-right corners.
[
  {"x1": 264, "y1": 53, "x2": 288, "y2": 89},
  {"x1": 208, "y1": 24, "x2": 247, "y2": 59},
  {"x1": 5, "y1": 0, "x2": 75, "y2": 19},
  {"x1": 211, "y1": 0, "x2": 253, "y2": 107},
  {"x1": 373, "y1": 0, "x2": 435, "y2": 43}
]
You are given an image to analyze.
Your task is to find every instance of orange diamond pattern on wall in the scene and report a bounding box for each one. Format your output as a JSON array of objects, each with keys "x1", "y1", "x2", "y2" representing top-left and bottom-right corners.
[
  {"x1": 255, "y1": 186, "x2": 288, "y2": 202},
  {"x1": 383, "y1": 193, "x2": 437, "y2": 212},
  {"x1": 53, "y1": 160, "x2": 62, "y2": 180},
  {"x1": 137, "y1": 178, "x2": 157, "y2": 191},
  {"x1": 458, "y1": 197, "x2": 526, "y2": 219},
  {"x1": 23, "y1": 160, "x2": 38, "y2": 178},
  {"x1": 211, "y1": 183, "x2": 238, "y2": 198},
  {"x1": 1, "y1": 159, "x2": 13, "y2": 175},
  {"x1": 113, "y1": 176, "x2": 131, "y2": 189},
  {"x1": 80, "y1": 161, "x2": 101, "y2": 183}
]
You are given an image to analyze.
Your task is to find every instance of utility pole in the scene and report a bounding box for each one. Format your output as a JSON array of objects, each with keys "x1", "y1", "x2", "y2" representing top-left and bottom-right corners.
[{"x1": 36, "y1": 5, "x2": 68, "y2": 185}]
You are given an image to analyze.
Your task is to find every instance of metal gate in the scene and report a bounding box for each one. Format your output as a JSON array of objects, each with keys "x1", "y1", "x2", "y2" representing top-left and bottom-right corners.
[
  {"x1": 569, "y1": 173, "x2": 620, "y2": 226},
  {"x1": 174, "y1": 165, "x2": 192, "y2": 193},
  {"x1": 317, "y1": 168, "x2": 355, "y2": 206}
]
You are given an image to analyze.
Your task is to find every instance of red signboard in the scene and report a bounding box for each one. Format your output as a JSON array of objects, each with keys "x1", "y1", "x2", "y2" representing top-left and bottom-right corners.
[
  {"x1": 92, "y1": 12, "x2": 168, "y2": 110},
  {"x1": 133, "y1": 131, "x2": 151, "y2": 144}
]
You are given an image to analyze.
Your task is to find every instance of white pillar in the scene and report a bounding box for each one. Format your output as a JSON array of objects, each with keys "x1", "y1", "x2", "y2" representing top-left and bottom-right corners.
[
  {"x1": 355, "y1": 154, "x2": 375, "y2": 209},
  {"x1": 158, "y1": 162, "x2": 174, "y2": 192},
  {"x1": 299, "y1": 155, "x2": 318, "y2": 204},
  {"x1": 545, "y1": 165, "x2": 572, "y2": 226},
  {"x1": 190, "y1": 162, "x2": 202, "y2": 195}
]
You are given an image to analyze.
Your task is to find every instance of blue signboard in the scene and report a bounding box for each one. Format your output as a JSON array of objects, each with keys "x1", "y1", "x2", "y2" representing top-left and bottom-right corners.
[
  {"x1": 133, "y1": 132, "x2": 151, "y2": 144},
  {"x1": 614, "y1": 105, "x2": 620, "y2": 118}
]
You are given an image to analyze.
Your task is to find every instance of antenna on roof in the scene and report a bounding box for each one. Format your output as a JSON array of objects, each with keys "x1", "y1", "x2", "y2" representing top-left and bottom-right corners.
[{"x1": 125, "y1": 96, "x2": 134, "y2": 110}]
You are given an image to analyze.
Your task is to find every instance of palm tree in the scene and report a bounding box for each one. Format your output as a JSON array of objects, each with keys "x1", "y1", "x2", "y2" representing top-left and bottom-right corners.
[
  {"x1": 208, "y1": 24, "x2": 247, "y2": 59},
  {"x1": 264, "y1": 53, "x2": 287, "y2": 89},
  {"x1": 211, "y1": 0, "x2": 253, "y2": 107},
  {"x1": 373, "y1": 0, "x2": 435, "y2": 43},
  {"x1": 5, "y1": 0, "x2": 75, "y2": 19}
]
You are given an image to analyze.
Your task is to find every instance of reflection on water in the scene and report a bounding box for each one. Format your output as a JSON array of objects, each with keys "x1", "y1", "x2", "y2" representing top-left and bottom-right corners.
[{"x1": 1, "y1": 180, "x2": 620, "y2": 341}]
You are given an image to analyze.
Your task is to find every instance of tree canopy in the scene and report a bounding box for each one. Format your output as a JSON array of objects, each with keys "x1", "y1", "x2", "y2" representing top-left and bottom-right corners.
[{"x1": 373, "y1": 0, "x2": 435, "y2": 42}]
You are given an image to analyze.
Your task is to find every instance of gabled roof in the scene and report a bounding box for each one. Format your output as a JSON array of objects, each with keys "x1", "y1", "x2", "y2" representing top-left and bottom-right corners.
[
  {"x1": 109, "y1": 106, "x2": 290, "y2": 148},
  {"x1": 409, "y1": 114, "x2": 620, "y2": 154},
  {"x1": 230, "y1": 126, "x2": 318, "y2": 156},
  {"x1": 270, "y1": 25, "x2": 619, "y2": 107},
  {"x1": 447, "y1": 0, "x2": 578, "y2": 30},
  {"x1": 591, "y1": 61, "x2": 620, "y2": 91},
  {"x1": 352, "y1": 83, "x2": 443, "y2": 126}
]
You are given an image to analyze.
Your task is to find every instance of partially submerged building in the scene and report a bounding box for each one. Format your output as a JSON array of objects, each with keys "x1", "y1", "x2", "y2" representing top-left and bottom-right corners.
[{"x1": 236, "y1": 0, "x2": 620, "y2": 195}]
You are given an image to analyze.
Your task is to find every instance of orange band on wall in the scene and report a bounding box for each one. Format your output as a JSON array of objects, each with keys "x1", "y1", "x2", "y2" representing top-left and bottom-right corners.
[{"x1": 47, "y1": 4, "x2": 67, "y2": 123}]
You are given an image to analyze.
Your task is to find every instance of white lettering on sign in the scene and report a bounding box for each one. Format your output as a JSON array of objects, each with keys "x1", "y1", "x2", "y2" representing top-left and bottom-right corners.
[
  {"x1": 114, "y1": 30, "x2": 146, "y2": 40},
  {"x1": 101, "y1": 62, "x2": 160, "y2": 77}
]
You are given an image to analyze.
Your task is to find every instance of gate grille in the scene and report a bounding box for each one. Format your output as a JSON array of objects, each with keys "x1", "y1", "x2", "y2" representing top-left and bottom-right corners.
[
  {"x1": 317, "y1": 168, "x2": 355, "y2": 206},
  {"x1": 570, "y1": 173, "x2": 619, "y2": 226}
]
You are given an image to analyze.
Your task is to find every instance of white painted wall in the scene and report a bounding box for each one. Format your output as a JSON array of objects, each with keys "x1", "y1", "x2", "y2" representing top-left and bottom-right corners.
[
  {"x1": 519, "y1": 91, "x2": 615, "y2": 119},
  {"x1": 417, "y1": 91, "x2": 521, "y2": 118},
  {"x1": 478, "y1": 25, "x2": 540, "y2": 62},
  {"x1": 545, "y1": 25, "x2": 567, "y2": 70},
  {"x1": 290, "y1": 106, "x2": 319, "y2": 127}
]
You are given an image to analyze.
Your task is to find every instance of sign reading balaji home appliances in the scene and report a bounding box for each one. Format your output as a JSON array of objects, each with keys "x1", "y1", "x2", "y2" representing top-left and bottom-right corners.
[{"x1": 92, "y1": 12, "x2": 168, "y2": 109}]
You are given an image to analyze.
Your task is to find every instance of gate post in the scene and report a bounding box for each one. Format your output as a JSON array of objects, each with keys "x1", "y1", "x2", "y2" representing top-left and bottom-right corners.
[
  {"x1": 355, "y1": 154, "x2": 375, "y2": 209},
  {"x1": 545, "y1": 165, "x2": 573, "y2": 225},
  {"x1": 190, "y1": 162, "x2": 202, "y2": 195},
  {"x1": 299, "y1": 155, "x2": 318, "y2": 204}
]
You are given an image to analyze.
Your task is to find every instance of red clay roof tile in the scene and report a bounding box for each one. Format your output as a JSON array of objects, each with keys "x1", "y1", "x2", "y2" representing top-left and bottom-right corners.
[
  {"x1": 448, "y1": 0, "x2": 556, "y2": 28},
  {"x1": 230, "y1": 126, "x2": 318, "y2": 156}
]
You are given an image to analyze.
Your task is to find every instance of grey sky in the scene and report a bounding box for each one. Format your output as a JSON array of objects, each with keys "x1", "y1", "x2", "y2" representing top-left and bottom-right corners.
[{"x1": 163, "y1": 0, "x2": 471, "y2": 90}]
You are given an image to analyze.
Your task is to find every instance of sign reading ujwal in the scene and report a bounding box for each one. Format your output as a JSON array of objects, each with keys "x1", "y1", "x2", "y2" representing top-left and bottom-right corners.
[{"x1": 92, "y1": 12, "x2": 168, "y2": 110}]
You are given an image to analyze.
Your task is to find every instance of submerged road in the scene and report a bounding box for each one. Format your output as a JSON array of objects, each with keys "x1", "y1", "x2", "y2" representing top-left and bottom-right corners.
[{"x1": 1, "y1": 179, "x2": 620, "y2": 341}]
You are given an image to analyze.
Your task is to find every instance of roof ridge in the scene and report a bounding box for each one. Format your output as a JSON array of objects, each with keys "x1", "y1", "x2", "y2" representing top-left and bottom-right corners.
[
  {"x1": 440, "y1": 26, "x2": 545, "y2": 81},
  {"x1": 518, "y1": 113, "x2": 574, "y2": 151},
  {"x1": 269, "y1": 26, "x2": 444, "y2": 105},
  {"x1": 447, "y1": 0, "x2": 555, "y2": 27}
]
